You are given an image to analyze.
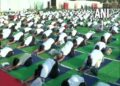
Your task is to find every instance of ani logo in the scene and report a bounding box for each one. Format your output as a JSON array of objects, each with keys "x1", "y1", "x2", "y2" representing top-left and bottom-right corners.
[{"x1": 95, "y1": 9, "x2": 110, "y2": 18}]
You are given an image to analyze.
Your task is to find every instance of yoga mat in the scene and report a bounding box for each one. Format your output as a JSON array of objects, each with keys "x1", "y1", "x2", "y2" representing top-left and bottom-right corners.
[
  {"x1": 63, "y1": 51, "x2": 81, "y2": 61},
  {"x1": 99, "y1": 59, "x2": 111, "y2": 69},
  {"x1": 13, "y1": 49, "x2": 24, "y2": 55},
  {"x1": 45, "y1": 65, "x2": 70, "y2": 82},
  {"x1": 0, "y1": 70, "x2": 23, "y2": 86},
  {"x1": 82, "y1": 74, "x2": 98, "y2": 86},
  {"x1": 31, "y1": 54, "x2": 43, "y2": 64}
]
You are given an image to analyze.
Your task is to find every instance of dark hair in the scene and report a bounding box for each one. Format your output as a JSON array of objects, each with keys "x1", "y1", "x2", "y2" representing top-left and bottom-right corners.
[
  {"x1": 13, "y1": 58, "x2": 19, "y2": 66},
  {"x1": 100, "y1": 36, "x2": 105, "y2": 42},
  {"x1": 34, "y1": 65, "x2": 43, "y2": 78},
  {"x1": 61, "y1": 79, "x2": 69, "y2": 86},
  {"x1": 9, "y1": 36, "x2": 14, "y2": 42},
  {"x1": 95, "y1": 45, "x2": 99, "y2": 50},
  {"x1": 80, "y1": 82, "x2": 87, "y2": 86},
  {"x1": 86, "y1": 55, "x2": 92, "y2": 67},
  {"x1": 38, "y1": 45, "x2": 44, "y2": 52},
  {"x1": 41, "y1": 34, "x2": 47, "y2": 39}
]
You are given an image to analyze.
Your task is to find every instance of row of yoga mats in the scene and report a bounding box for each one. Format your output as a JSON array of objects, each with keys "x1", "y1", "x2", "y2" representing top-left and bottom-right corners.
[{"x1": 0, "y1": 25, "x2": 120, "y2": 86}]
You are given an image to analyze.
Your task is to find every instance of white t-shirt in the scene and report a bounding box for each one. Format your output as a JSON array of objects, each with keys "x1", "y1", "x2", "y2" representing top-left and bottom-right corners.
[
  {"x1": 14, "y1": 32, "x2": 24, "y2": 41},
  {"x1": 85, "y1": 31, "x2": 95, "y2": 40},
  {"x1": 58, "y1": 33, "x2": 67, "y2": 44},
  {"x1": 36, "y1": 28, "x2": 44, "y2": 35},
  {"x1": 95, "y1": 42, "x2": 106, "y2": 51},
  {"x1": 43, "y1": 29, "x2": 52, "y2": 37},
  {"x1": 8, "y1": 23, "x2": 14, "y2": 28},
  {"x1": 40, "y1": 58, "x2": 55, "y2": 78},
  {"x1": 61, "y1": 41, "x2": 73, "y2": 56},
  {"x1": 24, "y1": 36, "x2": 33, "y2": 46},
  {"x1": 17, "y1": 53, "x2": 31, "y2": 66},
  {"x1": 59, "y1": 27, "x2": 65, "y2": 33},
  {"x1": 37, "y1": 24, "x2": 43, "y2": 28},
  {"x1": 68, "y1": 75, "x2": 84, "y2": 86},
  {"x1": 0, "y1": 47, "x2": 13, "y2": 57},
  {"x1": 90, "y1": 49, "x2": 104, "y2": 67},
  {"x1": 103, "y1": 33, "x2": 111, "y2": 43},
  {"x1": 112, "y1": 26, "x2": 119, "y2": 33},
  {"x1": 71, "y1": 29, "x2": 77, "y2": 36},
  {"x1": 31, "y1": 77, "x2": 42, "y2": 86},
  {"x1": 24, "y1": 27, "x2": 32, "y2": 33},
  {"x1": 2, "y1": 28, "x2": 11, "y2": 39},
  {"x1": 43, "y1": 38, "x2": 55, "y2": 51},
  {"x1": 28, "y1": 22, "x2": 34, "y2": 27},
  {"x1": 76, "y1": 37, "x2": 84, "y2": 46}
]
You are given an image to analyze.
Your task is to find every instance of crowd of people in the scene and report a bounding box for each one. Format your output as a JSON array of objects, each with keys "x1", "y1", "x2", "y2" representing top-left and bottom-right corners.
[{"x1": 0, "y1": 9, "x2": 120, "y2": 86}]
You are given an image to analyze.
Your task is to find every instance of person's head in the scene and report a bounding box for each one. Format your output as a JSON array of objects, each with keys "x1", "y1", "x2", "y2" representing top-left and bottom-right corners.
[
  {"x1": 95, "y1": 45, "x2": 99, "y2": 50},
  {"x1": 100, "y1": 36, "x2": 105, "y2": 43},
  {"x1": 9, "y1": 36, "x2": 14, "y2": 42},
  {"x1": 61, "y1": 79, "x2": 69, "y2": 86},
  {"x1": 38, "y1": 45, "x2": 44, "y2": 52},
  {"x1": 13, "y1": 58, "x2": 19, "y2": 66},
  {"x1": 73, "y1": 39, "x2": 77, "y2": 47},
  {"x1": 80, "y1": 82, "x2": 87, "y2": 86}
]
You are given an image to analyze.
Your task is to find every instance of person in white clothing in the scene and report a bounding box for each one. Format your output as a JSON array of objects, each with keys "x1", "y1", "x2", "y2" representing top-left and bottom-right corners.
[
  {"x1": 81, "y1": 49, "x2": 104, "y2": 75},
  {"x1": 101, "y1": 32, "x2": 112, "y2": 44},
  {"x1": 8, "y1": 32, "x2": 24, "y2": 44},
  {"x1": 55, "y1": 32, "x2": 67, "y2": 45},
  {"x1": 61, "y1": 75, "x2": 86, "y2": 86},
  {"x1": 0, "y1": 47, "x2": 13, "y2": 58},
  {"x1": 35, "y1": 38, "x2": 55, "y2": 54},
  {"x1": 25, "y1": 58, "x2": 59, "y2": 85},
  {"x1": 6, "y1": 53, "x2": 32, "y2": 70},
  {"x1": 95, "y1": 41, "x2": 107, "y2": 53},
  {"x1": 55, "y1": 41, "x2": 75, "y2": 62},
  {"x1": 84, "y1": 31, "x2": 95, "y2": 40},
  {"x1": 109, "y1": 26, "x2": 119, "y2": 34},
  {"x1": 18, "y1": 34, "x2": 35, "y2": 48},
  {"x1": 41, "y1": 29, "x2": 53, "y2": 40},
  {"x1": 73, "y1": 36, "x2": 86, "y2": 48},
  {"x1": 0, "y1": 28, "x2": 12, "y2": 40}
]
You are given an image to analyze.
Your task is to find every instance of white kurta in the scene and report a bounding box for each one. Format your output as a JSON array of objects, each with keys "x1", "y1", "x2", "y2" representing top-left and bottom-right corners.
[
  {"x1": 61, "y1": 41, "x2": 73, "y2": 56},
  {"x1": 14, "y1": 32, "x2": 24, "y2": 41},
  {"x1": 43, "y1": 38, "x2": 55, "y2": 51},
  {"x1": 103, "y1": 33, "x2": 111, "y2": 43},
  {"x1": 17, "y1": 53, "x2": 31, "y2": 66},
  {"x1": 40, "y1": 58, "x2": 55, "y2": 78},
  {"x1": 0, "y1": 47, "x2": 13, "y2": 57},
  {"x1": 43, "y1": 29, "x2": 52, "y2": 37},
  {"x1": 76, "y1": 37, "x2": 84, "y2": 46},
  {"x1": 68, "y1": 75, "x2": 84, "y2": 86},
  {"x1": 95, "y1": 42, "x2": 106, "y2": 51},
  {"x1": 58, "y1": 33, "x2": 67, "y2": 44},
  {"x1": 36, "y1": 28, "x2": 44, "y2": 35},
  {"x1": 85, "y1": 31, "x2": 95, "y2": 40},
  {"x1": 24, "y1": 36, "x2": 33, "y2": 46},
  {"x1": 90, "y1": 49, "x2": 104, "y2": 68},
  {"x1": 2, "y1": 28, "x2": 11, "y2": 39},
  {"x1": 24, "y1": 27, "x2": 32, "y2": 33}
]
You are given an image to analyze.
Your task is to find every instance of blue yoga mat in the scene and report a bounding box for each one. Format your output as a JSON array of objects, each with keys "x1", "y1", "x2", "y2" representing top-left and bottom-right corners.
[
  {"x1": 45, "y1": 65, "x2": 70, "y2": 82},
  {"x1": 13, "y1": 49, "x2": 24, "y2": 55},
  {"x1": 82, "y1": 74, "x2": 98, "y2": 86},
  {"x1": 99, "y1": 59, "x2": 111, "y2": 69},
  {"x1": 63, "y1": 51, "x2": 81, "y2": 61},
  {"x1": 31, "y1": 54, "x2": 43, "y2": 64}
]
